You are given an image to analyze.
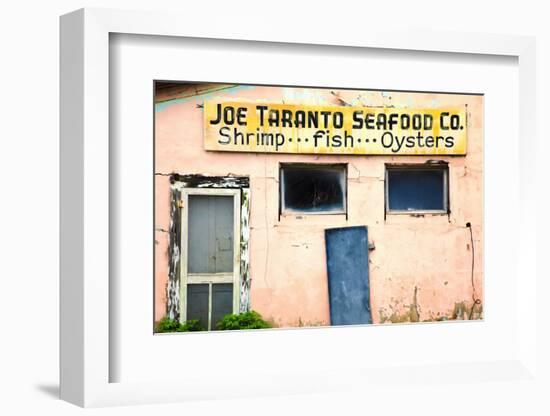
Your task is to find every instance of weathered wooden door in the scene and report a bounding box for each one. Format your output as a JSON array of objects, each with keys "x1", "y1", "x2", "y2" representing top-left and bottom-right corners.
[
  {"x1": 325, "y1": 226, "x2": 372, "y2": 325},
  {"x1": 180, "y1": 189, "x2": 241, "y2": 330}
]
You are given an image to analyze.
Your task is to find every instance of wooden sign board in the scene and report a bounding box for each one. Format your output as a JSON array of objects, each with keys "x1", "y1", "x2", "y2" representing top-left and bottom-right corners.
[{"x1": 203, "y1": 101, "x2": 467, "y2": 155}]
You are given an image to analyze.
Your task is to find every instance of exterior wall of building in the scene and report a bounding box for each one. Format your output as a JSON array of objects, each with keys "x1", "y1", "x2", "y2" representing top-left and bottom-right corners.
[{"x1": 154, "y1": 84, "x2": 483, "y2": 327}]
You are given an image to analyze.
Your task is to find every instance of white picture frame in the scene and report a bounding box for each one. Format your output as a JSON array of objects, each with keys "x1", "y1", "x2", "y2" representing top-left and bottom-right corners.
[{"x1": 60, "y1": 7, "x2": 539, "y2": 408}]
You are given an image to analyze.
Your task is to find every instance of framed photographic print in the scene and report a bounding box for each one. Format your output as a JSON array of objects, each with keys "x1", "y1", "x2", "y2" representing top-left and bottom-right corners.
[
  {"x1": 153, "y1": 82, "x2": 482, "y2": 333},
  {"x1": 60, "y1": 7, "x2": 540, "y2": 409}
]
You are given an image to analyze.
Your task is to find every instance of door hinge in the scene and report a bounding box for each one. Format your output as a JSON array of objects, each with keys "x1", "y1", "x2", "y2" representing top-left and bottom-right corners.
[{"x1": 177, "y1": 200, "x2": 184, "y2": 209}]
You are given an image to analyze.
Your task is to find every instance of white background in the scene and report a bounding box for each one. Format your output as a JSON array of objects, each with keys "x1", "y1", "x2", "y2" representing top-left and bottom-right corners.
[
  {"x1": 1, "y1": 1, "x2": 548, "y2": 415},
  {"x1": 112, "y1": 33, "x2": 519, "y2": 384}
]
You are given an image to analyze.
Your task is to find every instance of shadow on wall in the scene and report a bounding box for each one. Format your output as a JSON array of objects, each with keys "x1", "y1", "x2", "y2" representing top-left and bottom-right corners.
[{"x1": 34, "y1": 384, "x2": 59, "y2": 400}]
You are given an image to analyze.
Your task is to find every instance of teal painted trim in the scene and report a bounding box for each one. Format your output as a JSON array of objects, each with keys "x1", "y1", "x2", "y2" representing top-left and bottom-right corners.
[{"x1": 155, "y1": 85, "x2": 257, "y2": 113}]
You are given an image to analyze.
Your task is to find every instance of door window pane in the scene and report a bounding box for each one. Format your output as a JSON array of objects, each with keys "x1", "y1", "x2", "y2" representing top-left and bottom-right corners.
[
  {"x1": 186, "y1": 284, "x2": 209, "y2": 329},
  {"x1": 211, "y1": 283, "x2": 234, "y2": 329},
  {"x1": 188, "y1": 195, "x2": 234, "y2": 273}
]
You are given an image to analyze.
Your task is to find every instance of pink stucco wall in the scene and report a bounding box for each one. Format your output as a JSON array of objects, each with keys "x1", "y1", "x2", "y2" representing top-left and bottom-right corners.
[{"x1": 154, "y1": 85, "x2": 483, "y2": 327}]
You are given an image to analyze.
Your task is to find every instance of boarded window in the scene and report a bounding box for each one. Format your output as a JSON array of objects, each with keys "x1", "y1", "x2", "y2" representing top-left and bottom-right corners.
[
  {"x1": 280, "y1": 164, "x2": 346, "y2": 214},
  {"x1": 386, "y1": 166, "x2": 448, "y2": 212}
]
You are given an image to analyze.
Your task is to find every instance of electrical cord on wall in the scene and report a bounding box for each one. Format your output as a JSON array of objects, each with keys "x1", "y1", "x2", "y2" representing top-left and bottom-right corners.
[{"x1": 466, "y1": 222, "x2": 482, "y2": 319}]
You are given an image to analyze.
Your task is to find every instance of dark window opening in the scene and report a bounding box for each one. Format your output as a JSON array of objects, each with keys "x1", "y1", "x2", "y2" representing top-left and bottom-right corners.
[
  {"x1": 386, "y1": 165, "x2": 448, "y2": 213},
  {"x1": 280, "y1": 164, "x2": 346, "y2": 214},
  {"x1": 186, "y1": 284, "x2": 209, "y2": 329}
]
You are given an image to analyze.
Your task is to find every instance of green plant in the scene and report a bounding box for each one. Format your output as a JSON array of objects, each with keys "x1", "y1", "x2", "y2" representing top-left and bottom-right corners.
[
  {"x1": 177, "y1": 319, "x2": 204, "y2": 332},
  {"x1": 216, "y1": 310, "x2": 272, "y2": 330},
  {"x1": 155, "y1": 317, "x2": 181, "y2": 333},
  {"x1": 155, "y1": 317, "x2": 205, "y2": 333}
]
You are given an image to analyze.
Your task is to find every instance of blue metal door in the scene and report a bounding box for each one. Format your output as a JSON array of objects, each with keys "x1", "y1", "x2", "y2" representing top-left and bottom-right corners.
[{"x1": 325, "y1": 226, "x2": 372, "y2": 325}]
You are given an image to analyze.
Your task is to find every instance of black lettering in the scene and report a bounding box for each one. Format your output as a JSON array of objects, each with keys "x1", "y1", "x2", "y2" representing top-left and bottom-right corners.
[
  {"x1": 333, "y1": 112, "x2": 344, "y2": 129},
  {"x1": 440, "y1": 112, "x2": 450, "y2": 130},
  {"x1": 268, "y1": 109, "x2": 279, "y2": 127},
  {"x1": 246, "y1": 132, "x2": 255, "y2": 145},
  {"x1": 401, "y1": 114, "x2": 410, "y2": 130},
  {"x1": 416, "y1": 131, "x2": 425, "y2": 147},
  {"x1": 223, "y1": 106, "x2": 235, "y2": 124},
  {"x1": 275, "y1": 133, "x2": 285, "y2": 151},
  {"x1": 381, "y1": 131, "x2": 393, "y2": 148},
  {"x1": 281, "y1": 110, "x2": 293, "y2": 128},
  {"x1": 424, "y1": 114, "x2": 433, "y2": 130},
  {"x1": 450, "y1": 114, "x2": 460, "y2": 129},
  {"x1": 445, "y1": 136, "x2": 455, "y2": 148},
  {"x1": 313, "y1": 130, "x2": 324, "y2": 147},
  {"x1": 307, "y1": 111, "x2": 318, "y2": 129},
  {"x1": 261, "y1": 132, "x2": 273, "y2": 146},
  {"x1": 412, "y1": 114, "x2": 422, "y2": 130},
  {"x1": 295, "y1": 111, "x2": 306, "y2": 128},
  {"x1": 376, "y1": 113, "x2": 387, "y2": 130},
  {"x1": 393, "y1": 135, "x2": 406, "y2": 152},
  {"x1": 320, "y1": 111, "x2": 331, "y2": 128},
  {"x1": 352, "y1": 111, "x2": 363, "y2": 128},
  {"x1": 233, "y1": 129, "x2": 244, "y2": 145},
  {"x1": 236, "y1": 107, "x2": 247, "y2": 126},
  {"x1": 365, "y1": 113, "x2": 375, "y2": 129},
  {"x1": 257, "y1": 105, "x2": 268, "y2": 126},
  {"x1": 344, "y1": 130, "x2": 354, "y2": 147},
  {"x1": 388, "y1": 113, "x2": 399, "y2": 130},
  {"x1": 210, "y1": 103, "x2": 222, "y2": 125},
  {"x1": 218, "y1": 127, "x2": 230, "y2": 144}
]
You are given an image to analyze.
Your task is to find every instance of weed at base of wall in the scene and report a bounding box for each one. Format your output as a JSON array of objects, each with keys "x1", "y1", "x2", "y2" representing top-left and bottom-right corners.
[
  {"x1": 216, "y1": 311, "x2": 272, "y2": 330},
  {"x1": 155, "y1": 317, "x2": 205, "y2": 332},
  {"x1": 154, "y1": 310, "x2": 272, "y2": 333}
]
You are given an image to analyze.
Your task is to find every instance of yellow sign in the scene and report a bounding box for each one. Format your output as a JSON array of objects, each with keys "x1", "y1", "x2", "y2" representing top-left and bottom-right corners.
[{"x1": 204, "y1": 101, "x2": 467, "y2": 155}]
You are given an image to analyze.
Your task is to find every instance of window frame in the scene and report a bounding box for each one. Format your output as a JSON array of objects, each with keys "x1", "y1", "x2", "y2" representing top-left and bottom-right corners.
[
  {"x1": 179, "y1": 188, "x2": 241, "y2": 330},
  {"x1": 279, "y1": 163, "x2": 348, "y2": 216},
  {"x1": 385, "y1": 164, "x2": 449, "y2": 215}
]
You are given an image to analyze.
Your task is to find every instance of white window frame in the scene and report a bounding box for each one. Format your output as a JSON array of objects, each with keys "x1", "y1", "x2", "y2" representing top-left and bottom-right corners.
[
  {"x1": 179, "y1": 188, "x2": 241, "y2": 330},
  {"x1": 279, "y1": 163, "x2": 348, "y2": 216},
  {"x1": 385, "y1": 165, "x2": 449, "y2": 215}
]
